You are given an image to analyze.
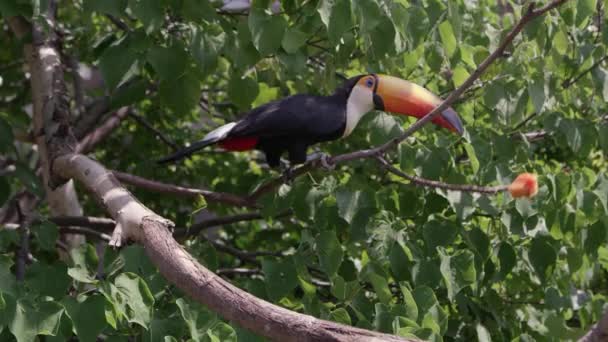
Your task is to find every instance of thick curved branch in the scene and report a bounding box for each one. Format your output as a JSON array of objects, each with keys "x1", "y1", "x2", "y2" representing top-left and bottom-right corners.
[
  {"x1": 53, "y1": 153, "x2": 410, "y2": 341},
  {"x1": 249, "y1": 0, "x2": 570, "y2": 200},
  {"x1": 113, "y1": 170, "x2": 256, "y2": 208}
]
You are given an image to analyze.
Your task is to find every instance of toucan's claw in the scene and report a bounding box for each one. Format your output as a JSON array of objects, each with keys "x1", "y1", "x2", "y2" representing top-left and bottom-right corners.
[
  {"x1": 281, "y1": 166, "x2": 296, "y2": 184},
  {"x1": 320, "y1": 154, "x2": 335, "y2": 170},
  {"x1": 306, "y1": 152, "x2": 335, "y2": 170}
]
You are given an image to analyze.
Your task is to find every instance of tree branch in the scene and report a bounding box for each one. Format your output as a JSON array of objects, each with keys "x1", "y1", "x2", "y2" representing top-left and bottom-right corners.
[
  {"x1": 76, "y1": 107, "x2": 130, "y2": 153},
  {"x1": 376, "y1": 156, "x2": 508, "y2": 194},
  {"x1": 579, "y1": 309, "x2": 608, "y2": 341},
  {"x1": 53, "y1": 153, "x2": 410, "y2": 341},
  {"x1": 112, "y1": 170, "x2": 256, "y2": 208},
  {"x1": 562, "y1": 55, "x2": 608, "y2": 89},
  {"x1": 249, "y1": 0, "x2": 569, "y2": 200}
]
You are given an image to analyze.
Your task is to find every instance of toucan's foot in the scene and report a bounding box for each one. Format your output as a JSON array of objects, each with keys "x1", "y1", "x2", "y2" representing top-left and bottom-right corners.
[
  {"x1": 306, "y1": 152, "x2": 335, "y2": 170},
  {"x1": 320, "y1": 154, "x2": 335, "y2": 170},
  {"x1": 281, "y1": 166, "x2": 296, "y2": 184}
]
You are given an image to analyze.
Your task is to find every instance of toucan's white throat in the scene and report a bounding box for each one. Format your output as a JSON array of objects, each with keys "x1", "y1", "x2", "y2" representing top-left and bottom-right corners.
[{"x1": 343, "y1": 85, "x2": 374, "y2": 137}]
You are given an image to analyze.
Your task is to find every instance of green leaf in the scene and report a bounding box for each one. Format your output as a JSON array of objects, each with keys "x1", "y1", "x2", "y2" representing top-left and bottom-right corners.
[
  {"x1": 206, "y1": 322, "x2": 237, "y2": 342},
  {"x1": 316, "y1": 231, "x2": 343, "y2": 276},
  {"x1": 26, "y1": 262, "x2": 70, "y2": 298},
  {"x1": 0, "y1": 257, "x2": 16, "y2": 295},
  {"x1": 466, "y1": 228, "x2": 490, "y2": 261},
  {"x1": 182, "y1": 0, "x2": 217, "y2": 22},
  {"x1": 84, "y1": 0, "x2": 127, "y2": 16},
  {"x1": 462, "y1": 143, "x2": 480, "y2": 174},
  {"x1": 63, "y1": 295, "x2": 107, "y2": 342},
  {"x1": 190, "y1": 30, "x2": 222, "y2": 77},
  {"x1": 252, "y1": 83, "x2": 279, "y2": 108},
  {"x1": 552, "y1": 28, "x2": 569, "y2": 55},
  {"x1": 598, "y1": 246, "x2": 608, "y2": 272},
  {"x1": 0, "y1": 1, "x2": 31, "y2": 17},
  {"x1": 336, "y1": 189, "x2": 374, "y2": 224},
  {"x1": 438, "y1": 20, "x2": 457, "y2": 57},
  {"x1": 0, "y1": 177, "x2": 10, "y2": 207},
  {"x1": 14, "y1": 162, "x2": 43, "y2": 197},
  {"x1": 129, "y1": 0, "x2": 163, "y2": 33},
  {"x1": 445, "y1": 190, "x2": 476, "y2": 221},
  {"x1": 329, "y1": 308, "x2": 351, "y2": 325},
  {"x1": 106, "y1": 273, "x2": 155, "y2": 328},
  {"x1": 147, "y1": 45, "x2": 189, "y2": 81},
  {"x1": 593, "y1": 174, "x2": 608, "y2": 214},
  {"x1": 389, "y1": 242, "x2": 413, "y2": 282},
  {"x1": 281, "y1": 28, "x2": 308, "y2": 54},
  {"x1": 528, "y1": 75, "x2": 546, "y2": 113},
  {"x1": 8, "y1": 299, "x2": 64, "y2": 342},
  {"x1": 67, "y1": 244, "x2": 99, "y2": 284},
  {"x1": 0, "y1": 117, "x2": 14, "y2": 153},
  {"x1": 159, "y1": 73, "x2": 201, "y2": 115},
  {"x1": 576, "y1": 0, "x2": 596, "y2": 26},
  {"x1": 439, "y1": 249, "x2": 476, "y2": 300},
  {"x1": 262, "y1": 258, "x2": 298, "y2": 301},
  {"x1": 31, "y1": 221, "x2": 58, "y2": 252},
  {"x1": 497, "y1": 242, "x2": 516, "y2": 277},
  {"x1": 528, "y1": 238, "x2": 557, "y2": 282},
  {"x1": 423, "y1": 219, "x2": 459, "y2": 250},
  {"x1": 99, "y1": 38, "x2": 139, "y2": 90},
  {"x1": 318, "y1": 0, "x2": 352, "y2": 45},
  {"x1": 369, "y1": 273, "x2": 392, "y2": 304},
  {"x1": 228, "y1": 74, "x2": 259, "y2": 110},
  {"x1": 175, "y1": 298, "x2": 217, "y2": 341},
  {"x1": 399, "y1": 285, "x2": 418, "y2": 320},
  {"x1": 248, "y1": 8, "x2": 287, "y2": 55},
  {"x1": 452, "y1": 65, "x2": 470, "y2": 88}
]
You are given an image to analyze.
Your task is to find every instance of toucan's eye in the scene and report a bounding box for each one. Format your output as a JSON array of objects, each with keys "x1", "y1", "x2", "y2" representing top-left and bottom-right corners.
[{"x1": 365, "y1": 78, "x2": 374, "y2": 88}]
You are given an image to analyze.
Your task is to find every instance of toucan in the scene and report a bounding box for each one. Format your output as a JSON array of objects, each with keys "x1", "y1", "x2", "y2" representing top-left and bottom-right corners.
[{"x1": 159, "y1": 74, "x2": 464, "y2": 167}]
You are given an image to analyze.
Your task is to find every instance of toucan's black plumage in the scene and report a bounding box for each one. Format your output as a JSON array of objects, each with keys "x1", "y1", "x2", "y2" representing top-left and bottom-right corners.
[{"x1": 159, "y1": 74, "x2": 463, "y2": 167}]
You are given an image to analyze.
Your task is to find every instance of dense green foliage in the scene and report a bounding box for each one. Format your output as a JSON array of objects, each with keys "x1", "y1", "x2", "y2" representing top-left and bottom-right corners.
[{"x1": 1, "y1": 0, "x2": 608, "y2": 341}]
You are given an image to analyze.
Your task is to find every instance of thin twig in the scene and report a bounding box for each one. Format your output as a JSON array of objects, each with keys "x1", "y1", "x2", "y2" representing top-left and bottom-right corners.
[
  {"x1": 376, "y1": 156, "x2": 508, "y2": 194},
  {"x1": 203, "y1": 238, "x2": 280, "y2": 264},
  {"x1": 179, "y1": 210, "x2": 292, "y2": 238},
  {"x1": 128, "y1": 112, "x2": 179, "y2": 150},
  {"x1": 59, "y1": 226, "x2": 112, "y2": 241},
  {"x1": 216, "y1": 267, "x2": 331, "y2": 287},
  {"x1": 113, "y1": 170, "x2": 256, "y2": 207},
  {"x1": 105, "y1": 14, "x2": 129, "y2": 31},
  {"x1": 562, "y1": 55, "x2": 608, "y2": 89}
]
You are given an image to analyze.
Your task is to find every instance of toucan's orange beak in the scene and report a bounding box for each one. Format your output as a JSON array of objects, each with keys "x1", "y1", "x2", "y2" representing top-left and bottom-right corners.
[{"x1": 374, "y1": 75, "x2": 464, "y2": 135}]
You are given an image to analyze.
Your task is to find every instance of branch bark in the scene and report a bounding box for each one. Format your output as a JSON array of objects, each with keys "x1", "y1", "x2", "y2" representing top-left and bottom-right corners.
[
  {"x1": 579, "y1": 310, "x2": 608, "y2": 341},
  {"x1": 9, "y1": 12, "x2": 85, "y2": 250},
  {"x1": 53, "y1": 153, "x2": 411, "y2": 342},
  {"x1": 76, "y1": 107, "x2": 130, "y2": 153}
]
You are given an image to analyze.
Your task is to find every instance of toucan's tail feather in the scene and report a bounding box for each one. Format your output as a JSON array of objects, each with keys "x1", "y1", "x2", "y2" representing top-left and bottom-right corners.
[{"x1": 157, "y1": 122, "x2": 237, "y2": 164}]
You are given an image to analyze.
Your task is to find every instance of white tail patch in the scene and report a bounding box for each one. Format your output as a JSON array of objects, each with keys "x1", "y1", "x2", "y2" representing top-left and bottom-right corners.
[{"x1": 203, "y1": 122, "x2": 237, "y2": 142}]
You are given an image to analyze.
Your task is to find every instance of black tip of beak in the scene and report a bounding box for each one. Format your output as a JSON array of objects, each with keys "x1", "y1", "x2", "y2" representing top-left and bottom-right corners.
[{"x1": 442, "y1": 107, "x2": 464, "y2": 135}]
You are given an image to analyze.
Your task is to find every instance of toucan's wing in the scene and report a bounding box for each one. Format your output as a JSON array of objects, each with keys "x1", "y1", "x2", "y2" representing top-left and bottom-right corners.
[{"x1": 228, "y1": 95, "x2": 346, "y2": 140}]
